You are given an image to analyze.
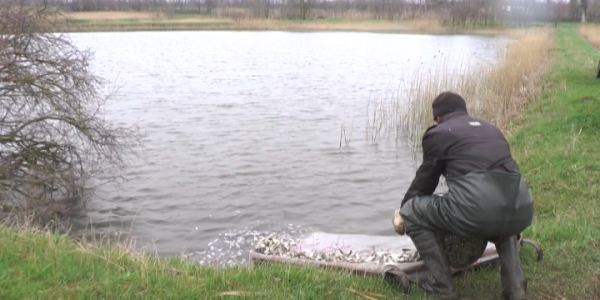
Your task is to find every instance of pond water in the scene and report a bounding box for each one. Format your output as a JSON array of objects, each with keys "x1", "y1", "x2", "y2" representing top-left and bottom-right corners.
[{"x1": 66, "y1": 30, "x2": 507, "y2": 265}]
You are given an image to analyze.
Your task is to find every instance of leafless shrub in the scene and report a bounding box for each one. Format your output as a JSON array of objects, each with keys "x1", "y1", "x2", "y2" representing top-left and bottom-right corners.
[{"x1": 0, "y1": 0, "x2": 142, "y2": 214}]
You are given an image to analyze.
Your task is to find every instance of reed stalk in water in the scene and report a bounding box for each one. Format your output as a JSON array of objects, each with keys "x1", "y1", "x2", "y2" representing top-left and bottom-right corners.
[{"x1": 368, "y1": 28, "x2": 555, "y2": 158}]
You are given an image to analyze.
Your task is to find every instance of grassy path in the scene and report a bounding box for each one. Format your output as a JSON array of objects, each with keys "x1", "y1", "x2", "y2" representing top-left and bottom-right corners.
[
  {"x1": 452, "y1": 22, "x2": 600, "y2": 299},
  {"x1": 503, "y1": 23, "x2": 600, "y2": 299},
  {"x1": 1, "y1": 24, "x2": 599, "y2": 300}
]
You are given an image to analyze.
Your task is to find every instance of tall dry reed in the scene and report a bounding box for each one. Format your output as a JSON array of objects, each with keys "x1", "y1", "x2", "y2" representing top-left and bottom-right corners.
[
  {"x1": 368, "y1": 28, "x2": 555, "y2": 158},
  {"x1": 579, "y1": 24, "x2": 600, "y2": 50}
]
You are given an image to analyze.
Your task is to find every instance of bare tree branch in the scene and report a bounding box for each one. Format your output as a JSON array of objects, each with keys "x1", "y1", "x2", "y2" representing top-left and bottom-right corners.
[{"x1": 0, "y1": 0, "x2": 142, "y2": 213}]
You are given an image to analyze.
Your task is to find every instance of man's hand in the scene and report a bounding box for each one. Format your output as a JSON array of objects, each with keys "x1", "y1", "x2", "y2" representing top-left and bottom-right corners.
[{"x1": 392, "y1": 209, "x2": 405, "y2": 235}]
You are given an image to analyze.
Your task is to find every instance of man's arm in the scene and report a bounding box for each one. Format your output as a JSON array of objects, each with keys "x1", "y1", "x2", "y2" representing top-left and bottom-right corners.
[{"x1": 400, "y1": 127, "x2": 444, "y2": 208}]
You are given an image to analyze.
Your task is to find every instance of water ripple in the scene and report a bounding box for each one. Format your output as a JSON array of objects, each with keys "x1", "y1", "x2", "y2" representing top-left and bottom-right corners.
[{"x1": 65, "y1": 31, "x2": 508, "y2": 264}]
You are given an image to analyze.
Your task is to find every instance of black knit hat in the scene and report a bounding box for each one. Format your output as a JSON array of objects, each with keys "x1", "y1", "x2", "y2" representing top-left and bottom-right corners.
[{"x1": 432, "y1": 91, "x2": 468, "y2": 121}]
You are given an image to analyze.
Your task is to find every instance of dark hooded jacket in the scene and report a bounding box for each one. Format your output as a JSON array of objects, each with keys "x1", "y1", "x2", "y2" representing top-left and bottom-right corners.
[
  {"x1": 399, "y1": 92, "x2": 534, "y2": 238},
  {"x1": 401, "y1": 92, "x2": 521, "y2": 206}
]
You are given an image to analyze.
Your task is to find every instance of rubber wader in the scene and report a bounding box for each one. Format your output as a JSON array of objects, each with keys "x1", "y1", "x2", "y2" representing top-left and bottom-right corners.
[
  {"x1": 491, "y1": 235, "x2": 528, "y2": 300},
  {"x1": 400, "y1": 154, "x2": 534, "y2": 299},
  {"x1": 406, "y1": 226, "x2": 459, "y2": 299}
]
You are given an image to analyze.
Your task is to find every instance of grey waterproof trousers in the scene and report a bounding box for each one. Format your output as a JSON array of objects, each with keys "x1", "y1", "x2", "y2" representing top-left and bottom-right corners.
[{"x1": 400, "y1": 170, "x2": 535, "y2": 239}]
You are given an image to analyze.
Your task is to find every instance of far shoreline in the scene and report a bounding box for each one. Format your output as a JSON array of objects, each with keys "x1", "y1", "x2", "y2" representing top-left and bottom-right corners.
[
  {"x1": 59, "y1": 27, "x2": 513, "y2": 37},
  {"x1": 57, "y1": 13, "x2": 549, "y2": 37}
]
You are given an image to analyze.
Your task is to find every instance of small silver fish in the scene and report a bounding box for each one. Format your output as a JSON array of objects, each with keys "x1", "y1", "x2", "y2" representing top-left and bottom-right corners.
[{"x1": 252, "y1": 234, "x2": 421, "y2": 264}]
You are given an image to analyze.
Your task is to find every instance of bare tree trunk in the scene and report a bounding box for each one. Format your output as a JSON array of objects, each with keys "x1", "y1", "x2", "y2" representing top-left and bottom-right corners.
[
  {"x1": 206, "y1": 0, "x2": 215, "y2": 14},
  {"x1": 554, "y1": 1, "x2": 559, "y2": 27},
  {"x1": 300, "y1": 0, "x2": 310, "y2": 20},
  {"x1": 264, "y1": 0, "x2": 270, "y2": 19}
]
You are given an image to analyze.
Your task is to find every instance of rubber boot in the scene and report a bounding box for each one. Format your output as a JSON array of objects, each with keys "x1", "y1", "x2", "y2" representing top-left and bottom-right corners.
[
  {"x1": 492, "y1": 236, "x2": 527, "y2": 300},
  {"x1": 409, "y1": 229, "x2": 458, "y2": 300}
]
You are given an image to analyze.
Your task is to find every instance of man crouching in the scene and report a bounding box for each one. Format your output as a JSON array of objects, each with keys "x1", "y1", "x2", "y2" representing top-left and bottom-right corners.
[{"x1": 394, "y1": 91, "x2": 534, "y2": 300}]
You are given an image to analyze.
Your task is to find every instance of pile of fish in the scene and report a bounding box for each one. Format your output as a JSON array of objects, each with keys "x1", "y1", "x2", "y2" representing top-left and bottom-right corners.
[{"x1": 252, "y1": 234, "x2": 420, "y2": 264}]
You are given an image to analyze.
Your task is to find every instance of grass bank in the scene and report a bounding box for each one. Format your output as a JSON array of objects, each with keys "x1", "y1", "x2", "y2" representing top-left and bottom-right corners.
[
  {"x1": 60, "y1": 11, "x2": 515, "y2": 35},
  {"x1": 0, "y1": 225, "x2": 416, "y2": 300},
  {"x1": 1, "y1": 24, "x2": 599, "y2": 300},
  {"x1": 502, "y1": 23, "x2": 600, "y2": 299}
]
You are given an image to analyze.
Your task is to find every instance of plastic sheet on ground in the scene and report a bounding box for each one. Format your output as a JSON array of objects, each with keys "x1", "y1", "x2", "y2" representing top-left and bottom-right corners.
[
  {"x1": 292, "y1": 231, "x2": 498, "y2": 265},
  {"x1": 293, "y1": 232, "x2": 418, "y2": 256}
]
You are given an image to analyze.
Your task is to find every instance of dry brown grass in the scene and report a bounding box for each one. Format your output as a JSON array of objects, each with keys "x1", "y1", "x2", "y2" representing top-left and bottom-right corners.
[
  {"x1": 367, "y1": 27, "x2": 555, "y2": 156},
  {"x1": 62, "y1": 10, "x2": 513, "y2": 35},
  {"x1": 215, "y1": 6, "x2": 443, "y2": 21},
  {"x1": 168, "y1": 17, "x2": 227, "y2": 24},
  {"x1": 67, "y1": 11, "x2": 225, "y2": 24},
  {"x1": 480, "y1": 28, "x2": 556, "y2": 129},
  {"x1": 579, "y1": 23, "x2": 600, "y2": 49},
  {"x1": 68, "y1": 11, "x2": 159, "y2": 20},
  {"x1": 233, "y1": 18, "x2": 445, "y2": 33}
]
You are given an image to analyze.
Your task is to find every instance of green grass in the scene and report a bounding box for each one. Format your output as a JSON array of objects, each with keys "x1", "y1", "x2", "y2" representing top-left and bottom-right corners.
[
  {"x1": 0, "y1": 227, "x2": 413, "y2": 300},
  {"x1": 1, "y1": 23, "x2": 600, "y2": 300},
  {"x1": 502, "y1": 23, "x2": 600, "y2": 299}
]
